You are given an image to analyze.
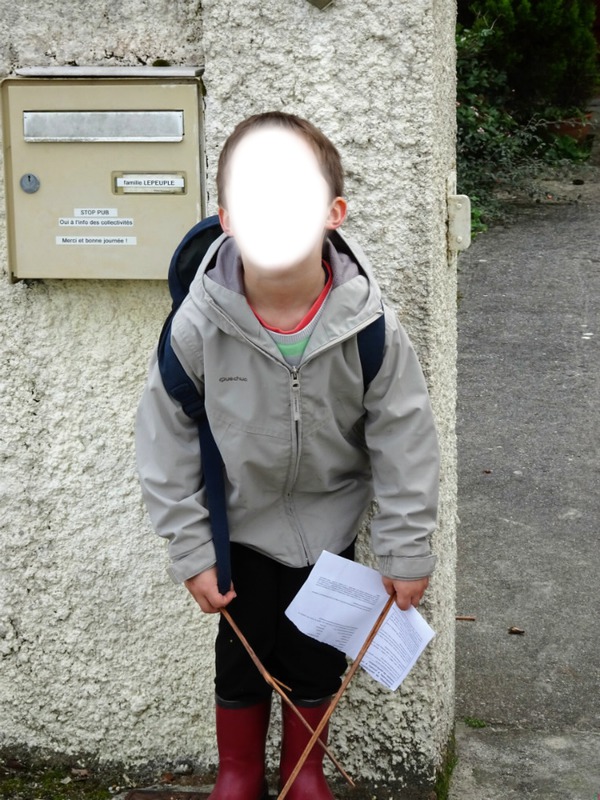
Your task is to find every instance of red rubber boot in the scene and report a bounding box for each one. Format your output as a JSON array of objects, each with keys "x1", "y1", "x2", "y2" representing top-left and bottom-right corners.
[
  {"x1": 279, "y1": 700, "x2": 335, "y2": 799},
  {"x1": 209, "y1": 699, "x2": 271, "y2": 800}
]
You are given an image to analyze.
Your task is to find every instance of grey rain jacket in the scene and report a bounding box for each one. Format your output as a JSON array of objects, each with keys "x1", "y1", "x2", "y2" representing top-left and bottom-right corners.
[{"x1": 136, "y1": 231, "x2": 440, "y2": 584}]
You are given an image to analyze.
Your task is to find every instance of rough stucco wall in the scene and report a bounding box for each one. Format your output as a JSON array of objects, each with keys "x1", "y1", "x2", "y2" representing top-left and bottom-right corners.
[
  {"x1": 0, "y1": 0, "x2": 457, "y2": 792},
  {"x1": 201, "y1": 0, "x2": 457, "y2": 788},
  {"x1": 0, "y1": 279, "x2": 221, "y2": 765},
  {"x1": 0, "y1": 0, "x2": 220, "y2": 771},
  {"x1": 0, "y1": 0, "x2": 203, "y2": 68}
]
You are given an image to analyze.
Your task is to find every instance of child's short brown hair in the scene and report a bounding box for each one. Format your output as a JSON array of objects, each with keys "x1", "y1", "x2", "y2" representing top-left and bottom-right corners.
[{"x1": 216, "y1": 111, "x2": 344, "y2": 208}]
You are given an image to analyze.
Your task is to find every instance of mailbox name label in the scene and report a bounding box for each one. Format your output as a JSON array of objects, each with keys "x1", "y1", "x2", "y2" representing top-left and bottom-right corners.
[{"x1": 114, "y1": 173, "x2": 186, "y2": 194}]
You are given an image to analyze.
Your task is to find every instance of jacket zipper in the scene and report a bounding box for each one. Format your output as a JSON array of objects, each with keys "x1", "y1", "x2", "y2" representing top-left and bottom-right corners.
[
  {"x1": 284, "y1": 366, "x2": 311, "y2": 564},
  {"x1": 291, "y1": 367, "x2": 301, "y2": 424},
  {"x1": 289, "y1": 367, "x2": 302, "y2": 489}
]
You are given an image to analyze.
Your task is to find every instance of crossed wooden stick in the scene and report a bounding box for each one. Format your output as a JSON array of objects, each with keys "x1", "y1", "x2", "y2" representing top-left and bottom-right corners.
[{"x1": 221, "y1": 593, "x2": 395, "y2": 799}]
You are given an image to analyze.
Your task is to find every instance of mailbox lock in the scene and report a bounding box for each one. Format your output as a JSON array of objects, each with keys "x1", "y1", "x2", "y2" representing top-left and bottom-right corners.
[{"x1": 20, "y1": 173, "x2": 41, "y2": 194}]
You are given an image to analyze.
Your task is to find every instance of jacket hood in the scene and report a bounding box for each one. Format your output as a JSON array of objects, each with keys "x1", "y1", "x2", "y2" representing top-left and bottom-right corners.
[{"x1": 188, "y1": 230, "x2": 384, "y2": 362}]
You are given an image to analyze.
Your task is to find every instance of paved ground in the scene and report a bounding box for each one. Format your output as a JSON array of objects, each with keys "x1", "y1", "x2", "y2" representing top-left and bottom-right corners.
[{"x1": 449, "y1": 159, "x2": 600, "y2": 798}]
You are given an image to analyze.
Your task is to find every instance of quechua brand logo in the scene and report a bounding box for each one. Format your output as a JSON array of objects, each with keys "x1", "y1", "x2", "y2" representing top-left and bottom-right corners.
[{"x1": 219, "y1": 376, "x2": 248, "y2": 382}]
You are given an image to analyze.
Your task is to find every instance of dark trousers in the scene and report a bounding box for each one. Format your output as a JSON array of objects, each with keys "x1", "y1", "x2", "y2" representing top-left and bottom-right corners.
[{"x1": 215, "y1": 542, "x2": 355, "y2": 706}]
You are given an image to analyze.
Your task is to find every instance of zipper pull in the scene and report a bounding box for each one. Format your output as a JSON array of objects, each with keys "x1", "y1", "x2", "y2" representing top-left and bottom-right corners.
[{"x1": 291, "y1": 368, "x2": 301, "y2": 421}]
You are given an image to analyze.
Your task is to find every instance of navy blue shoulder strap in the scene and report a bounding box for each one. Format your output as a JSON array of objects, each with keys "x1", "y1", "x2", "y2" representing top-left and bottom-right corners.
[
  {"x1": 357, "y1": 312, "x2": 386, "y2": 391},
  {"x1": 158, "y1": 319, "x2": 232, "y2": 596}
]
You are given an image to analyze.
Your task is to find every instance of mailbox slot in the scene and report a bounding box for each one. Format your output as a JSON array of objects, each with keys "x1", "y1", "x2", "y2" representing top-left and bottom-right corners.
[{"x1": 23, "y1": 110, "x2": 185, "y2": 143}]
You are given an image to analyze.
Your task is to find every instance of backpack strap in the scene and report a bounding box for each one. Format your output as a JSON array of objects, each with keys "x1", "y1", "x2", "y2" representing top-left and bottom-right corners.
[
  {"x1": 357, "y1": 311, "x2": 386, "y2": 391},
  {"x1": 327, "y1": 228, "x2": 386, "y2": 388},
  {"x1": 158, "y1": 319, "x2": 232, "y2": 596}
]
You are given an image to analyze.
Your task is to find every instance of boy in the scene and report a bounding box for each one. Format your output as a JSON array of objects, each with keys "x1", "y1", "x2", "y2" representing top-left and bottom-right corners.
[{"x1": 136, "y1": 111, "x2": 439, "y2": 800}]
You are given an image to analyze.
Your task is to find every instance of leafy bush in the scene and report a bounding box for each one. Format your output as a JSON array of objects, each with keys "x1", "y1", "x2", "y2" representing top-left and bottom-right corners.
[
  {"x1": 456, "y1": 22, "x2": 595, "y2": 230},
  {"x1": 456, "y1": 26, "x2": 544, "y2": 227},
  {"x1": 462, "y1": 0, "x2": 598, "y2": 114}
]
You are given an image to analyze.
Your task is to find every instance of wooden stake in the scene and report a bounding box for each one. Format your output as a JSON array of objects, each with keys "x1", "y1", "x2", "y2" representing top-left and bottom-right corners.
[
  {"x1": 277, "y1": 594, "x2": 395, "y2": 800},
  {"x1": 220, "y1": 608, "x2": 354, "y2": 787}
]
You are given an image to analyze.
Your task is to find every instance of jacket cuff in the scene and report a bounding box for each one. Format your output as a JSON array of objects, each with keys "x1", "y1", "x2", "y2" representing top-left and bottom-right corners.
[
  {"x1": 377, "y1": 553, "x2": 437, "y2": 581},
  {"x1": 167, "y1": 541, "x2": 217, "y2": 584}
]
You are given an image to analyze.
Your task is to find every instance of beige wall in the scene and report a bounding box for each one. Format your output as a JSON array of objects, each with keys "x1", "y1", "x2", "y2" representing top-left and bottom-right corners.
[{"x1": 0, "y1": 0, "x2": 457, "y2": 793}]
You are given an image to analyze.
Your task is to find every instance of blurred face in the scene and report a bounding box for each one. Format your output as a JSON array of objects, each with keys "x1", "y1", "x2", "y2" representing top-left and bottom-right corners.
[{"x1": 219, "y1": 126, "x2": 337, "y2": 271}]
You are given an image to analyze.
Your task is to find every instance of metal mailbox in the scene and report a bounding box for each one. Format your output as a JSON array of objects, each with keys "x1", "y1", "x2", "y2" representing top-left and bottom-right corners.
[{"x1": 1, "y1": 66, "x2": 205, "y2": 280}]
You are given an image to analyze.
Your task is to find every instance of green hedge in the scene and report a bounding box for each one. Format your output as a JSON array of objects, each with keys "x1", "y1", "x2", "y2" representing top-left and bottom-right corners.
[
  {"x1": 459, "y1": 0, "x2": 598, "y2": 114},
  {"x1": 456, "y1": 20, "x2": 594, "y2": 232}
]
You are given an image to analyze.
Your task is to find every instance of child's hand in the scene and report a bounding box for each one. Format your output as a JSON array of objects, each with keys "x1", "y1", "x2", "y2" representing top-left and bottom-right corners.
[
  {"x1": 184, "y1": 567, "x2": 237, "y2": 614},
  {"x1": 381, "y1": 576, "x2": 429, "y2": 611}
]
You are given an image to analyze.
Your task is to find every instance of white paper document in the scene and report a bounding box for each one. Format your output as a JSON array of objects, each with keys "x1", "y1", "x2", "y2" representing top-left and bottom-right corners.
[{"x1": 285, "y1": 551, "x2": 435, "y2": 691}]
